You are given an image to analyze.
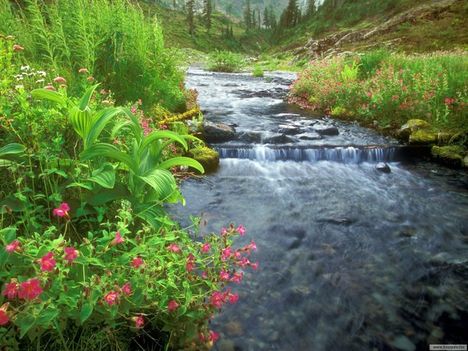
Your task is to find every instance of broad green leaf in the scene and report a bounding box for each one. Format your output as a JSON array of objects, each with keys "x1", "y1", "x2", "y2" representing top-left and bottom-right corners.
[
  {"x1": 80, "y1": 143, "x2": 137, "y2": 173},
  {"x1": 0, "y1": 227, "x2": 17, "y2": 242},
  {"x1": 78, "y1": 84, "x2": 99, "y2": 110},
  {"x1": 84, "y1": 185, "x2": 129, "y2": 206},
  {"x1": 0, "y1": 143, "x2": 25, "y2": 158},
  {"x1": 158, "y1": 157, "x2": 204, "y2": 174},
  {"x1": 79, "y1": 303, "x2": 94, "y2": 324},
  {"x1": 85, "y1": 107, "x2": 125, "y2": 148},
  {"x1": 141, "y1": 130, "x2": 188, "y2": 152},
  {"x1": 70, "y1": 106, "x2": 93, "y2": 140},
  {"x1": 31, "y1": 89, "x2": 66, "y2": 106},
  {"x1": 89, "y1": 163, "x2": 115, "y2": 189},
  {"x1": 36, "y1": 307, "x2": 59, "y2": 328},
  {"x1": 66, "y1": 181, "x2": 93, "y2": 190},
  {"x1": 139, "y1": 169, "x2": 177, "y2": 201}
]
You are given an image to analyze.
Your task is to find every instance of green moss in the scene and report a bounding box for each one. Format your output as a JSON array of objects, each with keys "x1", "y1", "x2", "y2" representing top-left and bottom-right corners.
[
  {"x1": 409, "y1": 130, "x2": 437, "y2": 144},
  {"x1": 431, "y1": 145, "x2": 465, "y2": 168},
  {"x1": 189, "y1": 147, "x2": 220, "y2": 173}
]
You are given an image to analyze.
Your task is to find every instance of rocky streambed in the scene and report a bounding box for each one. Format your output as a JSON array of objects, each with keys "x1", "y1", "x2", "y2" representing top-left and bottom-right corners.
[{"x1": 172, "y1": 69, "x2": 468, "y2": 351}]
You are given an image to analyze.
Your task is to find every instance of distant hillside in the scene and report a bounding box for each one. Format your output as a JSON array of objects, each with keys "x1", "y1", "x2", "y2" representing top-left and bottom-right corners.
[{"x1": 273, "y1": 0, "x2": 467, "y2": 57}]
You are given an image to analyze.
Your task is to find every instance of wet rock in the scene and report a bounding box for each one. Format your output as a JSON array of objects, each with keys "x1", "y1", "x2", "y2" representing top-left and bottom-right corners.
[
  {"x1": 398, "y1": 119, "x2": 431, "y2": 141},
  {"x1": 277, "y1": 125, "x2": 302, "y2": 135},
  {"x1": 316, "y1": 218, "x2": 356, "y2": 225},
  {"x1": 431, "y1": 145, "x2": 465, "y2": 168},
  {"x1": 298, "y1": 133, "x2": 322, "y2": 140},
  {"x1": 437, "y1": 132, "x2": 453, "y2": 145},
  {"x1": 264, "y1": 134, "x2": 295, "y2": 144},
  {"x1": 390, "y1": 335, "x2": 416, "y2": 351},
  {"x1": 464, "y1": 155, "x2": 468, "y2": 168},
  {"x1": 409, "y1": 130, "x2": 437, "y2": 145},
  {"x1": 375, "y1": 162, "x2": 391, "y2": 173},
  {"x1": 238, "y1": 131, "x2": 263, "y2": 143},
  {"x1": 202, "y1": 121, "x2": 235, "y2": 142},
  {"x1": 217, "y1": 339, "x2": 236, "y2": 351},
  {"x1": 313, "y1": 125, "x2": 339, "y2": 136},
  {"x1": 288, "y1": 238, "x2": 302, "y2": 250},
  {"x1": 189, "y1": 147, "x2": 219, "y2": 173},
  {"x1": 225, "y1": 321, "x2": 243, "y2": 337}
]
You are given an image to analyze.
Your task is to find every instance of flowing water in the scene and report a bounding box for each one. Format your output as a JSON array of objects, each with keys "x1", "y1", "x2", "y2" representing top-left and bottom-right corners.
[{"x1": 172, "y1": 69, "x2": 468, "y2": 351}]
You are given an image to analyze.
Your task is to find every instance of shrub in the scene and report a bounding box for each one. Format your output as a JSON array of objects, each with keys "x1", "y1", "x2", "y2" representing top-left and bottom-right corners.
[
  {"x1": 0, "y1": 0, "x2": 185, "y2": 111},
  {"x1": 207, "y1": 50, "x2": 244, "y2": 72},
  {"x1": 252, "y1": 65, "x2": 265, "y2": 77},
  {"x1": 290, "y1": 51, "x2": 468, "y2": 131}
]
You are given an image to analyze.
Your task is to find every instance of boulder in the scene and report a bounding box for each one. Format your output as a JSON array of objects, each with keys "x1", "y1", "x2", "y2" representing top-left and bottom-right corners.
[
  {"x1": 189, "y1": 147, "x2": 219, "y2": 173},
  {"x1": 409, "y1": 130, "x2": 437, "y2": 145},
  {"x1": 264, "y1": 134, "x2": 295, "y2": 144},
  {"x1": 398, "y1": 119, "x2": 431, "y2": 141},
  {"x1": 298, "y1": 133, "x2": 322, "y2": 141},
  {"x1": 375, "y1": 162, "x2": 391, "y2": 173},
  {"x1": 431, "y1": 145, "x2": 465, "y2": 168},
  {"x1": 202, "y1": 121, "x2": 235, "y2": 143},
  {"x1": 237, "y1": 131, "x2": 263, "y2": 143},
  {"x1": 277, "y1": 125, "x2": 302, "y2": 135},
  {"x1": 313, "y1": 125, "x2": 339, "y2": 136},
  {"x1": 437, "y1": 132, "x2": 453, "y2": 145}
]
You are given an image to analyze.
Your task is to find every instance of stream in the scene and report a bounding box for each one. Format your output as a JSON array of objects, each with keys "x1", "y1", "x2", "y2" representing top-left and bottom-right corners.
[{"x1": 172, "y1": 69, "x2": 468, "y2": 351}]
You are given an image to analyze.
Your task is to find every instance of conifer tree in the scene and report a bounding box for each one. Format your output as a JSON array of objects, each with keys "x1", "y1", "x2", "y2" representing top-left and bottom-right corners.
[
  {"x1": 203, "y1": 0, "x2": 212, "y2": 32},
  {"x1": 244, "y1": 0, "x2": 252, "y2": 31},
  {"x1": 186, "y1": 0, "x2": 195, "y2": 35}
]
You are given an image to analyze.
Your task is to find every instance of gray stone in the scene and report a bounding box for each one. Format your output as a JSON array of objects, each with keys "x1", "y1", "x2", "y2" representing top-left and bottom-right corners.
[
  {"x1": 313, "y1": 125, "x2": 339, "y2": 136},
  {"x1": 264, "y1": 134, "x2": 295, "y2": 144},
  {"x1": 376, "y1": 162, "x2": 391, "y2": 173},
  {"x1": 202, "y1": 121, "x2": 235, "y2": 143}
]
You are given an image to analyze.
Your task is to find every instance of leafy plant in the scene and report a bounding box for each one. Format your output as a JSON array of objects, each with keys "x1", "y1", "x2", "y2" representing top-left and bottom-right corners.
[{"x1": 207, "y1": 50, "x2": 244, "y2": 72}]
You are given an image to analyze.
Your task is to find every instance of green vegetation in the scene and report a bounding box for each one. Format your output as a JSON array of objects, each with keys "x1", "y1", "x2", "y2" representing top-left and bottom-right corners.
[
  {"x1": 252, "y1": 65, "x2": 265, "y2": 77},
  {"x1": 0, "y1": 0, "x2": 185, "y2": 111},
  {"x1": 0, "y1": 2, "x2": 258, "y2": 349},
  {"x1": 207, "y1": 50, "x2": 245, "y2": 72},
  {"x1": 291, "y1": 50, "x2": 468, "y2": 133}
]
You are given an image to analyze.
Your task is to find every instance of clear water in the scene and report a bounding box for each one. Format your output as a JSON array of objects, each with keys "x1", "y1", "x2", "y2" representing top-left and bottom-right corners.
[{"x1": 172, "y1": 69, "x2": 468, "y2": 351}]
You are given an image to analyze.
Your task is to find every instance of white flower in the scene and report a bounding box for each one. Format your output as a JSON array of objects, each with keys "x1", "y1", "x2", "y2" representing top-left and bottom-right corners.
[
  {"x1": 15, "y1": 85, "x2": 24, "y2": 90},
  {"x1": 36, "y1": 71, "x2": 47, "y2": 77},
  {"x1": 36, "y1": 79, "x2": 45, "y2": 84},
  {"x1": 20, "y1": 65, "x2": 31, "y2": 72},
  {"x1": 14, "y1": 74, "x2": 23, "y2": 81}
]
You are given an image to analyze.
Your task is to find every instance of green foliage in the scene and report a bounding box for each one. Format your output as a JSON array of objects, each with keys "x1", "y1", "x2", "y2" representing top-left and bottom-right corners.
[
  {"x1": 207, "y1": 50, "x2": 245, "y2": 72},
  {"x1": 291, "y1": 51, "x2": 468, "y2": 132},
  {"x1": 252, "y1": 65, "x2": 265, "y2": 77},
  {"x1": 0, "y1": 0, "x2": 185, "y2": 111}
]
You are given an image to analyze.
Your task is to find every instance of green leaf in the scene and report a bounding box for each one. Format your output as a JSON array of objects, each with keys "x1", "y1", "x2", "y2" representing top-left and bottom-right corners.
[
  {"x1": 16, "y1": 312, "x2": 36, "y2": 339},
  {"x1": 78, "y1": 84, "x2": 99, "y2": 110},
  {"x1": 158, "y1": 157, "x2": 204, "y2": 174},
  {"x1": 0, "y1": 227, "x2": 17, "y2": 243},
  {"x1": 141, "y1": 131, "x2": 188, "y2": 152},
  {"x1": 139, "y1": 169, "x2": 177, "y2": 201},
  {"x1": 31, "y1": 89, "x2": 66, "y2": 106},
  {"x1": 36, "y1": 307, "x2": 59, "y2": 328},
  {"x1": 88, "y1": 163, "x2": 115, "y2": 189},
  {"x1": 85, "y1": 107, "x2": 125, "y2": 149},
  {"x1": 84, "y1": 184, "x2": 129, "y2": 206},
  {"x1": 79, "y1": 303, "x2": 94, "y2": 324},
  {"x1": 0, "y1": 143, "x2": 26, "y2": 158},
  {"x1": 66, "y1": 181, "x2": 93, "y2": 190},
  {"x1": 70, "y1": 106, "x2": 93, "y2": 140},
  {"x1": 80, "y1": 143, "x2": 137, "y2": 173}
]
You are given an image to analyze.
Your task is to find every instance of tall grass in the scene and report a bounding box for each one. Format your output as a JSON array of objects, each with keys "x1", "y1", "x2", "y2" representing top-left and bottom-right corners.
[{"x1": 0, "y1": 0, "x2": 185, "y2": 111}]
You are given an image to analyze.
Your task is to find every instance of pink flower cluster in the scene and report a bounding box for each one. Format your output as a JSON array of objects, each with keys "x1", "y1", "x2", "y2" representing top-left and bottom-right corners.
[
  {"x1": 2, "y1": 278, "x2": 43, "y2": 301},
  {"x1": 209, "y1": 289, "x2": 239, "y2": 309},
  {"x1": 53, "y1": 202, "x2": 70, "y2": 218}
]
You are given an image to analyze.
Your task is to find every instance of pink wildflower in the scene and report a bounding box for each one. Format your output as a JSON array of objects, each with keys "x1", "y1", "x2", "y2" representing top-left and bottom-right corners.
[
  {"x1": 39, "y1": 252, "x2": 56, "y2": 272},
  {"x1": 5, "y1": 240, "x2": 20, "y2": 253},
  {"x1": 0, "y1": 309, "x2": 9, "y2": 326},
  {"x1": 230, "y1": 272, "x2": 243, "y2": 284},
  {"x1": 104, "y1": 291, "x2": 119, "y2": 306},
  {"x1": 18, "y1": 278, "x2": 43, "y2": 300},
  {"x1": 219, "y1": 270, "x2": 230, "y2": 281},
  {"x1": 220, "y1": 227, "x2": 228, "y2": 236},
  {"x1": 236, "y1": 225, "x2": 246, "y2": 236},
  {"x1": 167, "y1": 243, "x2": 181, "y2": 253},
  {"x1": 131, "y1": 256, "x2": 144, "y2": 269},
  {"x1": 201, "y1": 271, "x2": 208, "y2": 279},
  {"x1": 221, "y1": 247, "x2": 231, "y2": 261},
  {"x1": 250, "y1": 262, "x2": 259, "y2": 270},
  {"x1": 78, "y1": 68, "x2": 89, "y2": 74},
  {"x1": 2, "y1": 282, "x2": 18, "y2": 299},
  {"x1": 208, "y1": 330, "x2": 220, "y2": 343},
  {"x1": 248, "y1": 240, "x2": 257, "y2": 251},
  {"x1": 201, "y1": 242, "x2": 211, "y2": 253},
  {"x1": 121, "y1": 282, "x2": 132, "y2": 296},
  {"x1": 186, "y1": 253, "x2": 195, "y2": 272},
  {"x1": 168, "y1": 300, "x2": 179, "y2": 312},
  {"x1": 44, "y1": 84, "x2": 56, "y2": 91},
  {"x1": 53, "y1": 76, "x2": 67, "y2": 84},
  {"x1": 210, "y1": 291, "x2": 225, "y2": 309},
  {"x1": 13, "y1": 44, "x2": 24, "y2": 52},
  {"x1": 111, "y1": 231, "x2": 124, "y2": 246},
  {"x1": 133, "y1": 315, "x2": 145, "y2": 328},
  {"x1": 228, "y1": 293, "x2": 239, "y2": 304},
  {"x1": 53, "y1": 202, "x2": 70, "y2": 218},
  {"x1": 64, "y1": 247, "x2": 78, "y2": 264}
]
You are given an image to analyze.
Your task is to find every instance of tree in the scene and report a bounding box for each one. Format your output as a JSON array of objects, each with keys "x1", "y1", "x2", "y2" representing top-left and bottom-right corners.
[
  {"x1": 263, "y1": 7, "x2": 270, "y2": 28},
  {"x1": 203, "y1": 0, "x2": 212, "y2": 32},
  {"x1": 280, "y1": 0, "x2": 300, "y2": 28},
  {"x1": 306, "y1": 0, "x2": 316, "y2": 17},
  {"x1": 186, "y1": 0, "x2": 195, "y2": 35},
  {"x1": 244, "y1": 0, "x2": 252, "y2": 31}
]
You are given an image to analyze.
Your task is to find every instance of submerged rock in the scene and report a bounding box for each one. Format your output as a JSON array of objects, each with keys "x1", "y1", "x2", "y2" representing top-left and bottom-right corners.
[
  {"x1": 431, "y1": 145, "x2": 465, "y2": 168},
  {"x1": 409, "y1": 129, "x2": 437, "y2": 145},
  {"x1": 298, "y1": 132, "x2": 322, "y2": 140},
  {"x1": 202, "y1": 121, "x2": 235, "y2": 142},
  {"x1": 264, "y1": 133, "x2": 295, "y2": 144},
  {"x1": 376, "y1": 162, "x2": 391, "y2": 173},
  {"x1": 238, "y1": 131, "x2": 263, "y2": 143},
  {"x1": 277, "y1": 125, "x2": 302, "y2": 135},
  {"x1": 313, "y1": 124, "x2": 339, "y2": 136},
  {"x1": 189, "y1": 147, "x2": 219, "y2": 173}
]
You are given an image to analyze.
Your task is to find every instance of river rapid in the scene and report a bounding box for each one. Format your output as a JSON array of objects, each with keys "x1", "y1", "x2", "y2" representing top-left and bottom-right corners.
[{"x1": 171, "y1": 69, "x2": 468, "y2": 351}]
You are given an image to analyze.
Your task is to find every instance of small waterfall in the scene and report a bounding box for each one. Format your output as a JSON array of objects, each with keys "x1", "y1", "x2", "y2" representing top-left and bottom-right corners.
[{"x1": 215, "y1": 145, "x2": 405, "y2": 163}]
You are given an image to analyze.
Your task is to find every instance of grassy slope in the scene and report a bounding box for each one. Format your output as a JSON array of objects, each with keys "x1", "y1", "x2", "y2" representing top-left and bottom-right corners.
[
  {"x1": 137, "y1": 3, "x2": 267, "y2": 53},
  {"x1": 273, "y1": 0, "x2": 468, "y2": 54}
]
